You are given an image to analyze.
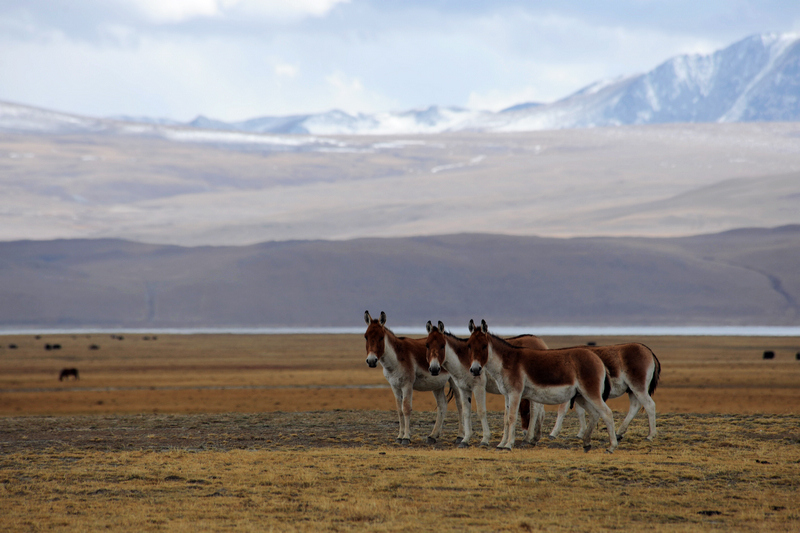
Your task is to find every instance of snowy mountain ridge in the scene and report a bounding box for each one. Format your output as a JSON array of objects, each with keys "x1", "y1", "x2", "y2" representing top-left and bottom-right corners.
[{"x1": 1, "y1": 33, "x2": 799, "y2": 138}]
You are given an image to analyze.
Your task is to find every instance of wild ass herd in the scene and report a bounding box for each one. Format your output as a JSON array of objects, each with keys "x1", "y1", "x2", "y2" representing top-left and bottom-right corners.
[{"x1": 363, "y1": 310, "x2": 661, "y2": 453}]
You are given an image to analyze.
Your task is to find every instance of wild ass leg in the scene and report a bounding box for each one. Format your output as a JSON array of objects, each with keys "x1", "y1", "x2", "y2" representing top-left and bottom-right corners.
[
  {"x1": 615, "y1": 393, "x2": 642, "y2": 441},
  {"x1": 574, "y1": 398, "x2": 597, "y2": 451},
  {"x1": 631, "y1": 387, "x2": 658, "y2": 441},
  {"x1": 399, "y1": 384, "x2": 414, "y2": 445},
  {"x1": 391, "y1": 385, "x2": 406, "y2": 443},
  {"x1": 474, "y1": 385, "x2": 491, "y2": 447},
  {"x1": 575, "y1": 403, "x2": 588, "y2": 439},
  {"x1": 549, "y1": 401, "x2": 570, "y2": 438},
  {"x1": 523, "y1": 402, "x2": 545, "y2": 445},
  {"x1": 499, "y1": 391, "x2": 522, "y2": 450},
  {"x1": 497, "y1": 395, "x2": 512, "y2": 449},
  {"x1": 427, "y1": 387, "x2": 448, "y2": 444},
  {"x1": 456, "y1": 386, "x2": 474, "y2": 447},
  {"x1": 576, "y1": 396, "x2": 618, "y2": 453},
  {"x1": 451, "y1": 385, "x2": 465, "y2": 444}
]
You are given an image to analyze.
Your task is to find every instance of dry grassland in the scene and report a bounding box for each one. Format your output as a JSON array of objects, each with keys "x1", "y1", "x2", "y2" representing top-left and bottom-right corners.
[{"x1": 1, "y1": 333, "x2": 799, "y2": 531}]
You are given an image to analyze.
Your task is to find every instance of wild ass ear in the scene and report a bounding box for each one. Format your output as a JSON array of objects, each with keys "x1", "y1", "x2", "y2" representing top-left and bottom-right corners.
[
  {"x1": 426, "y1": 320, "x2": 433, "y2": 333},
  {"x1": 480, "y1": 319, "x2": 488, "y2": 333},
  {"x1": 379, "y1": 311, "x2": 387, "y2": 326},
  {"x1": 468, "y1": 319, "x2": 476, "y2": 333},
  {"x1": 438, "y1": 321, "x2": 445, "y2": 333},
  {"x1": 364, "y1": 310, "x2": 372, "y2": 325}
]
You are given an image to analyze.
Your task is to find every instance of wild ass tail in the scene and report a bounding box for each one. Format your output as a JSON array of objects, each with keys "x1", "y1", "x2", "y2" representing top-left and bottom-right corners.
[
  {"x1": 602, "y1": 372, "x2": 611, "y2": 402},
  {"x1": 446, "y1": 383, "x2": 455, "y2": 403},
  {"x1": 643, "y1": 344, "x2": 661, "y2": 396}
]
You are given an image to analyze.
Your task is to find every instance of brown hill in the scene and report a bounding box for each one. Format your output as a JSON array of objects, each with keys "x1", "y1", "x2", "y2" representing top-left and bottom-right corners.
[{"x1": 1, "y1": 227, "x2": 799, "y2": 328}]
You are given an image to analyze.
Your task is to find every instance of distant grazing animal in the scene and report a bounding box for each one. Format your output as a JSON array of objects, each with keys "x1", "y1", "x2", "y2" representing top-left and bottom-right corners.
[
  {"x1": 522, "y1": 341, "x2": 661, "y2": 442},
  {"x1": 467, "y1": 319, "x2": 617, "y2": 452},
  {"x1": 59, "y1": 368, "x2": 79, "y2": 381},
  {"x1": 8, "y1": 344, "x2": 17, "y2": 349},
  {"x1": 424, "y1": 320, "x2": 547, "y2": 447},
  {"x1": 763, "y1": 351, "x2": 775, "y2": 360},
  {"x1": 364, "y1": 311, "x2": 462, "y2": 445},
  {"x1": 796, "y1": 352, "x2": 800, "y2": 361},
  {"x1": 89, "y1": 344, "x2": 100, "y2": 350}
]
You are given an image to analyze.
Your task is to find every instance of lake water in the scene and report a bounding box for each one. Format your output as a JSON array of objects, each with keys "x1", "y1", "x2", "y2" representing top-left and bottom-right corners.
[{"x1": 1, "y1": 326, "x2": 799, "y2": 336}]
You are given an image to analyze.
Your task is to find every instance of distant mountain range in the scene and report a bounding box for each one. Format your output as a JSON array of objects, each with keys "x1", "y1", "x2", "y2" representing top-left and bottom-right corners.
[
  {"x1": 1, "y1": 33, "x2": 799, "y2": 137},
  {"x1": 1, "y1": 227, "x2": 798, "y2": 328}
]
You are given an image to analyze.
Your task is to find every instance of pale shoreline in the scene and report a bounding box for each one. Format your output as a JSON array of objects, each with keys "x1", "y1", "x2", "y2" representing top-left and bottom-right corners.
[{"x1": 2, "y1": 325, "x2": 800, "y2": 336}]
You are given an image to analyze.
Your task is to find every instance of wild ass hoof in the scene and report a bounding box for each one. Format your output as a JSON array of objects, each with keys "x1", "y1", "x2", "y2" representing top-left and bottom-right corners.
[
  {"x1": 426, "y1": 437, "x2": 437, "y2": 445},
  {"x1": 583, "y1": 445, "x2": 592, "y2": 453},
  {"x1": 479, "y1": 442, "x2": 490, "y2": 448},
  {"x1": 496, "y1": 446, "x2": 512, "y2": 452},
  {"x1": 457, "y1": 441, "x2": 470, "y2": 449},
  {"x1": 395, "y1": 438, "x2": 403, "y2": 444},
  {"x1": 605, "y1": 448, "x2": 615, "y2": 454},
  {"x1": 454, "y1": 436, "x2": 464, "y2": 445},
  {"x1": 615, "y1": 434, "x2": 624, "y2": 442},
  {"x1": 400, "y1": 438, "x2": 411, "y2": 446}
]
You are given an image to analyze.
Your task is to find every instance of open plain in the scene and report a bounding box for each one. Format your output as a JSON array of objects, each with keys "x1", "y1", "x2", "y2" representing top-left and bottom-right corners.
[{"x1": 1, "y1": 333, "x2": 799, "y2": 531}]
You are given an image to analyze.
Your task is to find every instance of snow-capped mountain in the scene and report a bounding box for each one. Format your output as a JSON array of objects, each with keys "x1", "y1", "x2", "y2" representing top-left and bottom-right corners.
[
  {"x1": 0, "y1": 100, "x2": 110, "y2": 134},
  {"x1": 176, "y1": 33, "x2": 800, "y2": 134},
  {"x1": 486, "y1": 32, "x2": 800, "y2": 131},
  {"x1": 188, "y1": 106, "x2": 484, "y2": 135},
  {"x1": 1, "y1": 33, "x2": 798, "y2": 137}
]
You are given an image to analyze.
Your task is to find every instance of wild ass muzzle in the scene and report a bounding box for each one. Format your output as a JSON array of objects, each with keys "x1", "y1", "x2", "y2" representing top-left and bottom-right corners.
[
  {"x1": 364, "y1": 311, "x2": 462, "y2": 445},
  {"x1": 467, "y1": 319, "x2": 618, "y2": 453}
]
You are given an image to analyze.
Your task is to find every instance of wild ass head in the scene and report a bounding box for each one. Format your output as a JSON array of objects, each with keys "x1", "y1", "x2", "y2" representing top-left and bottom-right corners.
[
  {"x1": 424, "y1": 320, "x2": 447, "y2": 376},
  {"x1": 363, "y1": 310, "x2": 387, "y2": 368},
  {"x1": 467, "y1": 318, "x2": 490, "y2": 376}
]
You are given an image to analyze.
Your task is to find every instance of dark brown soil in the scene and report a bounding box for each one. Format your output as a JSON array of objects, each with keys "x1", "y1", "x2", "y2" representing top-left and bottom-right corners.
[{"x1": 2, "y1": 411, "x2": 799, "y2": 454}]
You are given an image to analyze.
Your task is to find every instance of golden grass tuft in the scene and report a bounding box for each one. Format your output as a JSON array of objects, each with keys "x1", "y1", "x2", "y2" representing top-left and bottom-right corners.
[{"x1": 2, "y1": 430, "x2": 799, "y2": 532}]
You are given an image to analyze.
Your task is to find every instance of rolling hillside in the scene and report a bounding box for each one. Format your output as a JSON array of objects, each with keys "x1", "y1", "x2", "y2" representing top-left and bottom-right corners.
[{"x1": 1, "y1": 227, "x2": 798, "y2": 328}]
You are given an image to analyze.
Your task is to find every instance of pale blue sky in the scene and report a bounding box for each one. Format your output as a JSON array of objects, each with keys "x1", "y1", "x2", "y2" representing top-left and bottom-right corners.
[{"x1": 1, "y1": 0, "x2": 798, "y2": 121}]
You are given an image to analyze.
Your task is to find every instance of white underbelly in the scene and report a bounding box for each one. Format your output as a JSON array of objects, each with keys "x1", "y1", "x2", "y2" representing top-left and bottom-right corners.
[
  {"x1": 523, "y1": 384, "x2": 575, "y2": 405},
  {"x1": 413, "y1": 373, "x2": 450, "y2": 391}
]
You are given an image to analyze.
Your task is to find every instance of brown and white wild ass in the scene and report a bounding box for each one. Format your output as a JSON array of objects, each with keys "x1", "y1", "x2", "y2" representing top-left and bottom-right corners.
[
  {"x1": 523, "y1": 343, "x2": 661, "y2": 442},
  {"x1": 467, "y1": 319, "x2": 618, "y2": 452},
  {"x1": 364, "y1": 311, "x2": 462, "y2": 445},
  {"x1": 425, "y1": 320, "x2": 547, "y2": 447}
]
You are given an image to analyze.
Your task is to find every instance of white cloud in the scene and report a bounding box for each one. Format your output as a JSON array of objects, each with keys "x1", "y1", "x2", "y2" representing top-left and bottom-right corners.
[
  {"x1": 323, "y1": 71, "x2": 396, "y2": 114},
  {"x1": 118, "y1": 0, "x2": 350, "y2": 24},
  {"x1": 1, "y1": 1, "x2": 797, "y2": 121},
  {"x1": 326, "y1": 71, "x2": 363, "y2": 93},
  {"x1": 274, "y1": 63, "x2": 298, "y2": 78},
  {"x1": 119, "y1": 0, "x2": 224, "y2": 23}
]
